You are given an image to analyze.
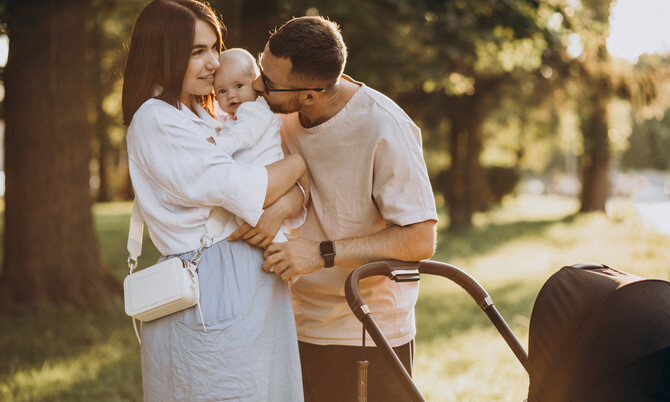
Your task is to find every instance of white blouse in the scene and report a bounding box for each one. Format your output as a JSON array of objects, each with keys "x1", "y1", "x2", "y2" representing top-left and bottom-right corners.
[{"x1": 126, "y1": 98, "x2": 268, "y2": 256}]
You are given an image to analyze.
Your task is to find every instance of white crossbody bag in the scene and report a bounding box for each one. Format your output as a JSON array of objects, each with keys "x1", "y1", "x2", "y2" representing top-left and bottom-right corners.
[{"x1": 124, "y1": 202, "x2": 227, "y2": 344}]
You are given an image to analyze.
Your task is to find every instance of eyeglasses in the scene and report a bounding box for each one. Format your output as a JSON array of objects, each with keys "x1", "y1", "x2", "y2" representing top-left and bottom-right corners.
[
  {"x1": 256, "y1": 52, "x2": 325, "y2": 95},
  {"x1": 259, "y1": 71, "x2": 325, "y2": 95}
]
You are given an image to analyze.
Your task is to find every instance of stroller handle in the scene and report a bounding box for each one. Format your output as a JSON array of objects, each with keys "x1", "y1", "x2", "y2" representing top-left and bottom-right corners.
[
  {"x1": 345, "y1": 260, "x2": 492, "y2": 320},
  {"x1": 345, "y1": 260, "x2": 530, "y2": 401}
]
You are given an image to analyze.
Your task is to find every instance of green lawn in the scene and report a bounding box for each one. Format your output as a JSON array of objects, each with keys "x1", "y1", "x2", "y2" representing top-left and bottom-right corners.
[{"x1": 1, "y1": 195, "x2": 669, "y2": 401}]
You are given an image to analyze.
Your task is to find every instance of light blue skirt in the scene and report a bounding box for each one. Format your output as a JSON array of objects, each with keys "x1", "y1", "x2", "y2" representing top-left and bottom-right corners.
[{"x1": 140, "y1": 239, "x2": 303, "y2": 401}]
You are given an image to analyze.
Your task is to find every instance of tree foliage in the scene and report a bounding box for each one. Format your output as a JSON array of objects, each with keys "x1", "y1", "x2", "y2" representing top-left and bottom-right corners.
[
  {"x1": 1, "y1": 0, "x2": 669, "y2": 307},
  {"x1": 281, "y1": 0, "x2": 575, "y2": 227},
  {"x1": 77, "y1": 0, "x2": 670, "y2": 225}
]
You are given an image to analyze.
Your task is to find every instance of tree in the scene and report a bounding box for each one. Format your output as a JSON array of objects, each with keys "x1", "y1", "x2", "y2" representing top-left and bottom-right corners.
[
  {"x1": 564, "y1": 0, "x2": 667, "y2": 211},
  {"x1": 212, "y1": 0, "x2": 281, "y2": 54},
  {"x1": 1, "y1": 0, "x2": 119, "y2": 304},
  {"x1": 88, "y1": 0, "x2": 145, "y2": 202},
  {"x1": 566, "y1": 0, "x2": 616, "y2": 212},
  {"x1": 620, "y1": 54, "x2": 670, "y2": 171},
  {"x1": 323, "y1": 0, "x2": 571, "y2": 228}
]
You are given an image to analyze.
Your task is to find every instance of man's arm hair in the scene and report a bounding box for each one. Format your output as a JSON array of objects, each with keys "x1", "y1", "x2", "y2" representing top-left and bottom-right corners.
[{"x1": 333, "y1": 220, "x2": 437, "y2": 268}]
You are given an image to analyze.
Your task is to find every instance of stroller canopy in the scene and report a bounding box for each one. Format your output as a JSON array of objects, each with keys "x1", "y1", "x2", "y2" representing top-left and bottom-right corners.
[{"x1": 527, "y1": 264, "x2": 670, "y2": 401}]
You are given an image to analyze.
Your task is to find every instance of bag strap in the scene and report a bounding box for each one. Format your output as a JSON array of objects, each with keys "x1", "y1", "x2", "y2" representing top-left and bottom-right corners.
[
  {"x1": 127, "y1": 201, "x2": 228, "y2": 344},
  {"x1": 127, "y1": 201, "x2": 228, "y2": 273},
  {"x1": 127, "y1": 201, "x2": 144, "y2": 272}
]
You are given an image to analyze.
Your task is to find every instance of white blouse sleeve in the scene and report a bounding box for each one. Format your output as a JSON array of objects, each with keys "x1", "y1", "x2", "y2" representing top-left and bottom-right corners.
[{"x1": 127, "y1": 102, "x2": 268, "y2": 226}]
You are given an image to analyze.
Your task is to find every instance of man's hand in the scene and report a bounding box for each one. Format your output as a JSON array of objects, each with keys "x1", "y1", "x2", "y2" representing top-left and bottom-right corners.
[{"x1": 263, "y1": 236, "x2": 323, "y2": 282}]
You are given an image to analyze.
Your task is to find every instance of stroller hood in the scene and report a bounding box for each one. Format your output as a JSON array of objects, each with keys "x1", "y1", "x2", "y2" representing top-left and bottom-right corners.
[{"x1": 527, "y1": 264, "x2": 670, "y2": 401}]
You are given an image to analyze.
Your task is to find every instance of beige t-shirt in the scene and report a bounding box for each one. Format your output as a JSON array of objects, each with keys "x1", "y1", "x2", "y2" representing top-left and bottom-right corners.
[{"x1": 280, "y1": 78, "x2": 438, "y2": 347}]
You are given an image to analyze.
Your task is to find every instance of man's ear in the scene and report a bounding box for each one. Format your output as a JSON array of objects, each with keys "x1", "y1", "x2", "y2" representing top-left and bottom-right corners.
[{"x1": 302, "y1": 91, "x2": 318, "y2": 106}]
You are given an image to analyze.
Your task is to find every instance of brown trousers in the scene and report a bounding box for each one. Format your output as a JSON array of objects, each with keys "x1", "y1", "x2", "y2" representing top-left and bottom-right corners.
[{"x1": 299, "y1": 340, "x2": 414, "y2": 402}]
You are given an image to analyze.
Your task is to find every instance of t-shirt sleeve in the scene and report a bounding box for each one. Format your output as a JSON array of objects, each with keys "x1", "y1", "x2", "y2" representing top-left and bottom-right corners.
[
  {"x1": 371, "y1": 119, "x2": 438, "y2": 227},
  {"x1": 128, "y1": 104, "x2": 268, "y2": 226}
]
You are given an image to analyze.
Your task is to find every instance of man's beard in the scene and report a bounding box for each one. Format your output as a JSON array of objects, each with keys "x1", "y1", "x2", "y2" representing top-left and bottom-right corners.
[{"x1": 265, "y1": 94, "x2": 302, "y2": 114}]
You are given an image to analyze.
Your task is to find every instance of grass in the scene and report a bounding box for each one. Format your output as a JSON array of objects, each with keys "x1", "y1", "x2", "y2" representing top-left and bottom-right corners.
[
  {"x1": 414, "y1": 195, "x2": 670, "y2": 400},
  {"x1": 1, "y1": 195, "x2": 670, "y2": 401}
]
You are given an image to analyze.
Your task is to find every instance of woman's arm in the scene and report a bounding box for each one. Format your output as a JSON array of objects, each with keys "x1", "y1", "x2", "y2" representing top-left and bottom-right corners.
[
  {"x1": 263, "y1": 154, "x2": 305, "y2": 207},
  {"x1": 129, "y1": 103, "x2": 304, "y2": 228}
]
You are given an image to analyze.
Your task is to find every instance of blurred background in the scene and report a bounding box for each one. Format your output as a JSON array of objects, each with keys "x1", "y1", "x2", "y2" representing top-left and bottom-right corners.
[{"x1": 1, "y1": 0, "x2": 669, "y2": 400}]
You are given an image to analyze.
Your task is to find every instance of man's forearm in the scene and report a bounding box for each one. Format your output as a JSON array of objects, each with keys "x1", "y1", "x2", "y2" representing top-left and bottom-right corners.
[
  {"x1": 333, "y1": 220, "x2": 437, "y2": 269},
  {"x1": 263, "y1": 219, "x2": 437, "y2": 281}
]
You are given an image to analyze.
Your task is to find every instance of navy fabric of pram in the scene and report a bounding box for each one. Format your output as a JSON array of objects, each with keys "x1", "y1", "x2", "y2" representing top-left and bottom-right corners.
[{"x1": 527, "y1": 264, "x2": 670, "y2": 401}]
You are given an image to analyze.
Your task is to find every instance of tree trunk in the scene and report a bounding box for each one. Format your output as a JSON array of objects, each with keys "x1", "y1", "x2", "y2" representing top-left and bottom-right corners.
[
  {"x1": 1, "y1": 0, "x2": 120, "y2": 305},
  {"x1": 579, "y1": 87, "x2": 611, "y2": 212},
  {"x1": 445, "y1": 104, "x2": 485, "y2": 229},
  {"x1": 90, "y1": 11, "x2": 110, "y2": 202}
]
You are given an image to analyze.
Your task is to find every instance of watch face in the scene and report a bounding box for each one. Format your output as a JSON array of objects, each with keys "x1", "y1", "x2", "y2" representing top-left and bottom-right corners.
[
  {"x1": 320, "y1": 241, "x2": 335, "y2": 255},
  {"x1": 320, "y1": 241, "x2": 335, "y2": 268}
]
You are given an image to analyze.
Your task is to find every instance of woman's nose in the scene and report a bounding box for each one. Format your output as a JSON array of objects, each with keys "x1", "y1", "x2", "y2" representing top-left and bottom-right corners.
[{"x1": 207, "y1": 51, "x2": 220, "y2": 70}]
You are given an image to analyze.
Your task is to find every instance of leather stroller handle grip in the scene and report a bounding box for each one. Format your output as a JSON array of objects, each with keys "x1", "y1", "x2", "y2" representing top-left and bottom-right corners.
[
  {"x1": 345, "y1": 260, "x2": 491, "y2": 318},
  {"x1": 418, "y1": 260, "x2": 491, "y2": 309},
  {"x1": 345, "y1": 260, "x2": 420, "y2": 319}
]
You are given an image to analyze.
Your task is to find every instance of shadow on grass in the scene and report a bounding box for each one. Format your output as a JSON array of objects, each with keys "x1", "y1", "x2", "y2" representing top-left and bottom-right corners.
[
  {"x1": 0, "y1": 302, "x2": 142, "y2": 401},
  {"x1": 437, "y1": 214, "x2": 578, "y2": 261},
  {"x1": 415, "y1": 278, "x2": 540, "y2": 345},
  {"x1": 0, "y1": 303, "x2": 124, "y2": 372},
  {"x1": 29, "y1": 354, "x2": 142, "y2": 402}
]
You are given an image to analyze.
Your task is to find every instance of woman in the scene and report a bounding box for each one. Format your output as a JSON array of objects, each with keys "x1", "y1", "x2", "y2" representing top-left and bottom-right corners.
[{"x1": 122, "y1": 1, "x2": 304, "y2": 400}]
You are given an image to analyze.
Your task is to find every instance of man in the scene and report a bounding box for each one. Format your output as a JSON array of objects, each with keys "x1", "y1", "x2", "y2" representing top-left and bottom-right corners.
[{"x1": 252, "y1": 16, "x2": 438, "y2": 401}]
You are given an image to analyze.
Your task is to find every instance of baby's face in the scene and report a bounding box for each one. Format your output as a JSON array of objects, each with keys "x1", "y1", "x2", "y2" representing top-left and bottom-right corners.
[{"x1": 213, "y1": 58, "x2": 258, "y2": 115}]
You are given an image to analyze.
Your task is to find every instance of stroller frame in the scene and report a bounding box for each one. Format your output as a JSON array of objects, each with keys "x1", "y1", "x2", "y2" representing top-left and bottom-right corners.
[
  {"x1": 345, "y1": 259, "x2": 556, "y2": 401},
  {"x1": 345, "y1": 260, "x2": 670, "y2": 401}
]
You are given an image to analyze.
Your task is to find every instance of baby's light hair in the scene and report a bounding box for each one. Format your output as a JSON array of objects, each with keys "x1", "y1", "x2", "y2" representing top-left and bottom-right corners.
[{"x1": 218, "y1": 48, "x2": 260, "y2": 80}]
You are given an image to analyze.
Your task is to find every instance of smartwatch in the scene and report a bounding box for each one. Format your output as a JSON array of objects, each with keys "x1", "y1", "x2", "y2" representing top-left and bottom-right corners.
[{"x1": 320, "y1": 240, "x2": 336, "y2": 268}]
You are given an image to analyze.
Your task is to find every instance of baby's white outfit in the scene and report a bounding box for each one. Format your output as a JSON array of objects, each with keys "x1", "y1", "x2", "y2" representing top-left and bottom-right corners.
[{"x1": 212, "y1": 97, "x2": 291, "y2": 243}]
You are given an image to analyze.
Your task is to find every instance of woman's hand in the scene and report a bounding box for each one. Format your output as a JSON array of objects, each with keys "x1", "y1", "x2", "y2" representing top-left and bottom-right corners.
[
  {"x1": 228, "y1": 182, "x2": 306, "y2": 248},
  {"x1": 227, "y1": 222, "x2": 272, "y2": 249},
  {"x1": 228, "y1": 208, "x2": 282, "y2": 249},
  {"x1": 228, "y1": 189, "x2": 295, "y2": 248}
]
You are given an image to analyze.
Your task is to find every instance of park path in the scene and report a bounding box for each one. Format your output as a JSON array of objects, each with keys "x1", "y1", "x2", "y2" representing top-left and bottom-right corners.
[{"x1": 630, "y1": 170, "x2": 670, "y2": 237}]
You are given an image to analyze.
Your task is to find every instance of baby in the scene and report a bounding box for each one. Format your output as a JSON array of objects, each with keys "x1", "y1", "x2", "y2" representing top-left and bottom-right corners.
[
  {"x1": 211, "y1": 48, "x2": 306, "y2": 245},
  {"x1": 212, "y1": 49, "x2": 283, "y2": 163}
]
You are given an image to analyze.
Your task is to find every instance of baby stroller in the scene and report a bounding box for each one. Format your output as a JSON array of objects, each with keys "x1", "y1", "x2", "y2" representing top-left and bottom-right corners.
[{"x1": 345, "y1": 260, "x2": 670, "y2": 401}]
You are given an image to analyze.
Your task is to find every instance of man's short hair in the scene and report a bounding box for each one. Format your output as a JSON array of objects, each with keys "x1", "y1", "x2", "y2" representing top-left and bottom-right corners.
[{"x1": 268, "y1": 16, "x2": 347, "y2": 87}]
